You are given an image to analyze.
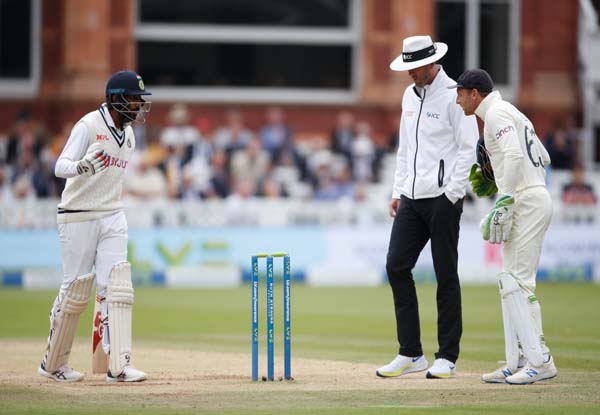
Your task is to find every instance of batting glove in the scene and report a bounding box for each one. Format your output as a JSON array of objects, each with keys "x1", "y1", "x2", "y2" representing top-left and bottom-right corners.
[
  {"x1": 469, "y1": 163, "x2": 498, "y2": 197},
  {"x1": 481, "y1": 195, "x2": 515, "y2": 244},
  {"x1": 77, "y1": 145, "x2": 108, "y2": 176}
]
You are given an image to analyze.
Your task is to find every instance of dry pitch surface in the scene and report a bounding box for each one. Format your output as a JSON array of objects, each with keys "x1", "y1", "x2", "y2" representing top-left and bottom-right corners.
[{"x1": 2, "y1": 340, "x2": 599, "y2": 415}]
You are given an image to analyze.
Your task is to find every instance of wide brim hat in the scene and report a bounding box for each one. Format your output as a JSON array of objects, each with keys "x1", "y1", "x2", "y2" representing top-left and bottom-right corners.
[{"x1": 390, "y1": 35, "x2": 448, "y2": 71}]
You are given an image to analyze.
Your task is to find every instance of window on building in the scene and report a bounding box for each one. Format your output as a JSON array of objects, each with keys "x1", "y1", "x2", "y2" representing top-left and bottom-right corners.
[
  {"x1": 0, "y1": 0, "x2": 40, "y2": 98},
  {"x1": 136, "y1": 0, "x2": 361, "y2": 103},
  {"x1": 435, "y1": 0, "x2": 519, "y2": 98}
]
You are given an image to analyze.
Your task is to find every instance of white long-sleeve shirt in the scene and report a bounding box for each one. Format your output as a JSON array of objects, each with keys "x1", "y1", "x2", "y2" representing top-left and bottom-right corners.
[
  {"x1": 392, "y1": 66, "x2": 478, "y2": 203},
  {"x1": 56, "y1": 104, "x2": 135, "y2": 223},
  {"x1": 474, "y1": 91, "x2": 550, "y2": 196}
]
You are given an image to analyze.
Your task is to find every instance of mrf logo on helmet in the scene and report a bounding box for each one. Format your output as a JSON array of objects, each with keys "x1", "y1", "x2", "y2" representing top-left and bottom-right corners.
[{"x1": 105, "y1": 70, "x2": 152, "y2": 125}]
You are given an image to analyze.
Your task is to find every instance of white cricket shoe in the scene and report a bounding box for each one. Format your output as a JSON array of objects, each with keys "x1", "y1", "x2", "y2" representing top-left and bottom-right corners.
[
  {"x1": 376, "y1": 354, "x2": 428, "y2": 377},
  {"x1": 482, "y1": 357, "x2": 526, "y2": 383},
  {"x1": 106, "y1": 366, "x2": 147, "y2": 383},
  {"x1": 426, "y1": 358, "x2": 456, "y2": 379},
  {"x1": 38, "y1": 364, "x2": 84, "y2": 382},
  {"x1": 505, "y1": 355, "x2": 557, "y2": 385},
  {"x1": 481, "y1": 366, "x2": 516, "y2": 383}
]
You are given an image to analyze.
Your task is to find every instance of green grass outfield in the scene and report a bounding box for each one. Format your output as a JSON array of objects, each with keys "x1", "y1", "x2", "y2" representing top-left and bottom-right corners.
[{"x1": 1, "y1": 283, "x2": 599, "y2": 414}]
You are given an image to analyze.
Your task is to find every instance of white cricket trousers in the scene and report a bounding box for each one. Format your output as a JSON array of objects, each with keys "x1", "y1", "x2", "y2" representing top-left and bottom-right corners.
[
  {"x1": 502, "y1": 186, "x2": 552, "y2": 292},
  {"x1": 57, "y1": 211, "x2": 128, "y2": 295}
]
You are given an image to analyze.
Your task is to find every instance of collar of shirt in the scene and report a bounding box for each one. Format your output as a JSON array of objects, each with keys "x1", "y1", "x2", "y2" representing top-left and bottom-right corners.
[
  {"x1": 100, "y1": 103, "x2": 123, "y2": 133},
  {"x1": 415, "y1": 65, "x2": 449, "y2": 97},
  {"x1": 475, "y1": 90, "x2": 502, "y2": 120}
]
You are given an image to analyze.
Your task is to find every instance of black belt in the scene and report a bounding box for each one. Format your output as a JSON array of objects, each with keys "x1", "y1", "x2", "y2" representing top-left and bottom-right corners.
[{"x1": 57, "y1": 209, "x2": 90, "y2": 214}]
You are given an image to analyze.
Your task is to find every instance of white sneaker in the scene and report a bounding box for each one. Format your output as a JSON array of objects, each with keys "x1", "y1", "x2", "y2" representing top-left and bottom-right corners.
[
  {"x1": 38, "y1": 364, "x2": 84, "y2": 382},
  {"x1": 376, "y1": 354, "x2": 428, "y2": 377},
  {"x1": 505, "y1": 355, "x2": 557, "y2": 385},
  {"x1": 106, "y1": 366, "x2": 147, "y2": 383},
  {"x1": 426, "y1": 358, "x2": 456, "y2": 379},
  {"x1": 482, "y1": 357, "x2": 526, "y2": 383},
  {"x1": 481, "y1": 366, "x2": 516, "y2": 383}
]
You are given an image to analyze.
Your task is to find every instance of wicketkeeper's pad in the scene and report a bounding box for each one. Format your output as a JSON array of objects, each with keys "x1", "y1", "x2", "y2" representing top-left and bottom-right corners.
[
  {"x1": 498, "y1": 272, "x2": 544, "y2": 369},
  {"x1": 42, "y1": 273, "x2": 94, "y2": 372}
]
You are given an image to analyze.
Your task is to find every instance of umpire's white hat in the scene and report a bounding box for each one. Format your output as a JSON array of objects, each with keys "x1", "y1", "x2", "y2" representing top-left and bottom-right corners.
[{"x1": 390, "y1": 35, "x2": 448, "y2": 71}]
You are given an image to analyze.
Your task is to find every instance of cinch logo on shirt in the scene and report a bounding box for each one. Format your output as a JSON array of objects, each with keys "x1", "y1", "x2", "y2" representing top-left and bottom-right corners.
[
  {"x1": 105, "y1": 155, "x2": 128, "y2": 169},
  {"x1": 426, "y1": 112, "x2": 440, "y2": 119},
  {"x1": 96, "y1": 134, "x2": 109, "y2": 141},
  {"x1": 404, "y1": 111, "x2": 415, "y2": 117},
  {"x1": 495, "y1": 125, "x2": 515, "y2": 139}
]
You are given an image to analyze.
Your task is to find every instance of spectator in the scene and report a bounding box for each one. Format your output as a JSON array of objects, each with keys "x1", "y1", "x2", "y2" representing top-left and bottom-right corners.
[
  {"x1": 259, "y1": 106, "x2": 292, "y2": 162},
  {"x1": 0, "y1": 164, "x2": 13, "y2": 204},
  {"x1": 202, "y1": 150, "x2": 230, "y2": 199},
  {"x1": 6, "y1": 110, "x2": 45, "y2": 166},
  {"x1": 561, "y1": 164, "x2": 597, "y2": 223},
  {"x1": 230, "y1": 136, "x2": 271, "y2": 184},
  {"x1": 213, "y1": 109, "x2": 253, "y2": 153},
  {"x1": 351, "y1": 121, "x2": 376, "y2": 182},
  {"x1": 160, "y1": 104, "x2": 202, "y2": 167},
  {"x1": 544, "y1": 124, "x2": 576, "y2": 170},
  {"x1": 331, "y1": 111, "x2": 355, "y2": 165}
]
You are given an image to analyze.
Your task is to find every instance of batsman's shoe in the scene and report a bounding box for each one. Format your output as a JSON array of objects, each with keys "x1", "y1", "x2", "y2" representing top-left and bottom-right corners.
[
  {"x1": 38, "y1": 364, "x2": 84, "y2": 382},
  {"x1": 426, "y1": 358, "x2": 456, "y2": 379},
  {"x1": 376, "y1": 354, "x2": 428, "y2": 377},
  {"x1": 481, "y1": 366, "x2": 516, "y2": 383},
  {"x1": 505, "y1": 355, "x2": 557, "y2": 385},
  {"x1": 106, "y1": 366, "x2": 147, "y2": 383},
  {"x1": 481, "y1": 357, "x2": 526, "y2": 383}
]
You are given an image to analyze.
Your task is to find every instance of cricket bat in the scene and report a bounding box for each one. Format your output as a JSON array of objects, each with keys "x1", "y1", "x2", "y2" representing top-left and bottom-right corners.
[{"x1": 92, "y1": 294, "x2": 109, "y2": 373}]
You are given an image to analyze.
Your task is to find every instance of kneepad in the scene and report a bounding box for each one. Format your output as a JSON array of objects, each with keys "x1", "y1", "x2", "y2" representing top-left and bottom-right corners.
[
  {"x1": 107, "y1": 261, "x2": 134, "y2": 376},
  {"x1": 498, "y1": 272, "x2": 544, "y2": 368},
  {"x1": 42, "y1": 273, "x2": 95, "y2": 372}
]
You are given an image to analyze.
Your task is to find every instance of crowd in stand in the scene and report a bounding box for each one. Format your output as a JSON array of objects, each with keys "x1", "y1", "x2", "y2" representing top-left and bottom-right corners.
[
  {"x1": 0, "y1": 105, "x2": 597, "y2": 223},
  {"x1": 0, "y1": 106, "x2": 393, "y2": 205}
]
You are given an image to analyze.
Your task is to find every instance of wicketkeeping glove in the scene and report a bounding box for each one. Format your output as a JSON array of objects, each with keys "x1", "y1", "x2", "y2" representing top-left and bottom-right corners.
[
  {"x1": 77, "y1": 145, "x2": 108, "y2": 176},
  {"x1": 480, "y1": 195, "x2": 515, "y2": 244},
  {"x1": 469, "y1": 163, "x2": 498, "y2": 197}
]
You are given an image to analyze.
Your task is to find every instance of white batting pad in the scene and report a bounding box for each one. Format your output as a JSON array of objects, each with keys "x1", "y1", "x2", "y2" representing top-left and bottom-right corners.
[
  {"x1": 42, "y1": 273, "x2": 94, "y2": 372},
  {"x1": 498, "y1": 273, "x2": 544, "y2": 368},
  {"x1": 107, "y1": 261, "x2": 134, "y2": 376}
]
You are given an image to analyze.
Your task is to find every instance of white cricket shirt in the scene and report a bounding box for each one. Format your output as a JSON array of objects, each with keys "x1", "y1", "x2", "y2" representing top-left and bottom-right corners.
[
  {"x1": 474, "y1": 91, "x2": 550, "y2": 196},
  {"x1": 55, "y1": 104, "x2": 136, "y2": 223}
]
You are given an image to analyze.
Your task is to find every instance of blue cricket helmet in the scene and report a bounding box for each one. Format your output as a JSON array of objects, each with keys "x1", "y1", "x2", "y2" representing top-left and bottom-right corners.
[
  {"x1": 106, "y1": 70, "x2": 151, "y2": 101},
  {"x1": 105, "y1": 70, "x2": 152, "y2": 124}
]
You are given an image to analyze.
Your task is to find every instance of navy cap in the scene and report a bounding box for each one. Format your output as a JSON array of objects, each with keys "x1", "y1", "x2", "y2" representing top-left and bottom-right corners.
[
  {"x1": 106, "y1": 70, "x2": 151, "y2": 97},
  {"x1": 448, "y1": 69, "x2": 494, "y2": 93}
]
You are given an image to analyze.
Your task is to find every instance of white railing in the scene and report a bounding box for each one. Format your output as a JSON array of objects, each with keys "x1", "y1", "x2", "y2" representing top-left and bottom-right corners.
[{"x1": 1, "y1": 195, "x2": 598, "y2": 229}]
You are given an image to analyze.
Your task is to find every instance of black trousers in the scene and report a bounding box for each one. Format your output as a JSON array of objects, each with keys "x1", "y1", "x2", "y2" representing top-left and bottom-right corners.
[{"x1": 385, "y1": 194, "x2": 463, "y2": 363}]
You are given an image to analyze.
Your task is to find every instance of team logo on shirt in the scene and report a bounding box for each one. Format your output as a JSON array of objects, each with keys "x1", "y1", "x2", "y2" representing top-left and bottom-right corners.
[
  {"x1": 96, "y1": 134, "x2": 109, "y2": 141},
  {"x1": 104, "y1": 155, "x2": 129, "y2": 169},
  {"x1": 495, "y1": 125, "x2": 515, "y2": 139},
  {"x1": 426, "y1": 112, "x2": 440, "y2": 119}
]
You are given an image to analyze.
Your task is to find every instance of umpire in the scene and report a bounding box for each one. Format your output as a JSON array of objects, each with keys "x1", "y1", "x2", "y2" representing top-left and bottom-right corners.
[{"x1": 376, "y1": 36, "x2": 478, "y2": 379}]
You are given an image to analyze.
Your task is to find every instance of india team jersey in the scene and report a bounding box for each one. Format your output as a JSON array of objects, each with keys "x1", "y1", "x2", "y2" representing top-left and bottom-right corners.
[
  {"x1": 477, "y1": 91, "x2": 550, "y2": 195},
  {"x1": 58, "y1": 105, "x2": 135, "y2": 223}
]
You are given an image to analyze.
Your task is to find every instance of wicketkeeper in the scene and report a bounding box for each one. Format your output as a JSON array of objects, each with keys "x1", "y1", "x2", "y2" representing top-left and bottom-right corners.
[
  {"x1": 451, "y1": 68, "x2": 558, "y2": 384},
  {"x1": 38, "y1": 70, "x2": 151, "y2": 383}
]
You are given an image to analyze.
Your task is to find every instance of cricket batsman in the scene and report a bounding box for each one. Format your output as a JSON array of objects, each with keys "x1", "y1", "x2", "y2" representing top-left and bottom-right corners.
[
  {"x1": 38, "y1": 70, "x2": 151, "y2": 383},
  {"x1": 451, "y1": 68, "x2": 558, "y2": 384}
]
